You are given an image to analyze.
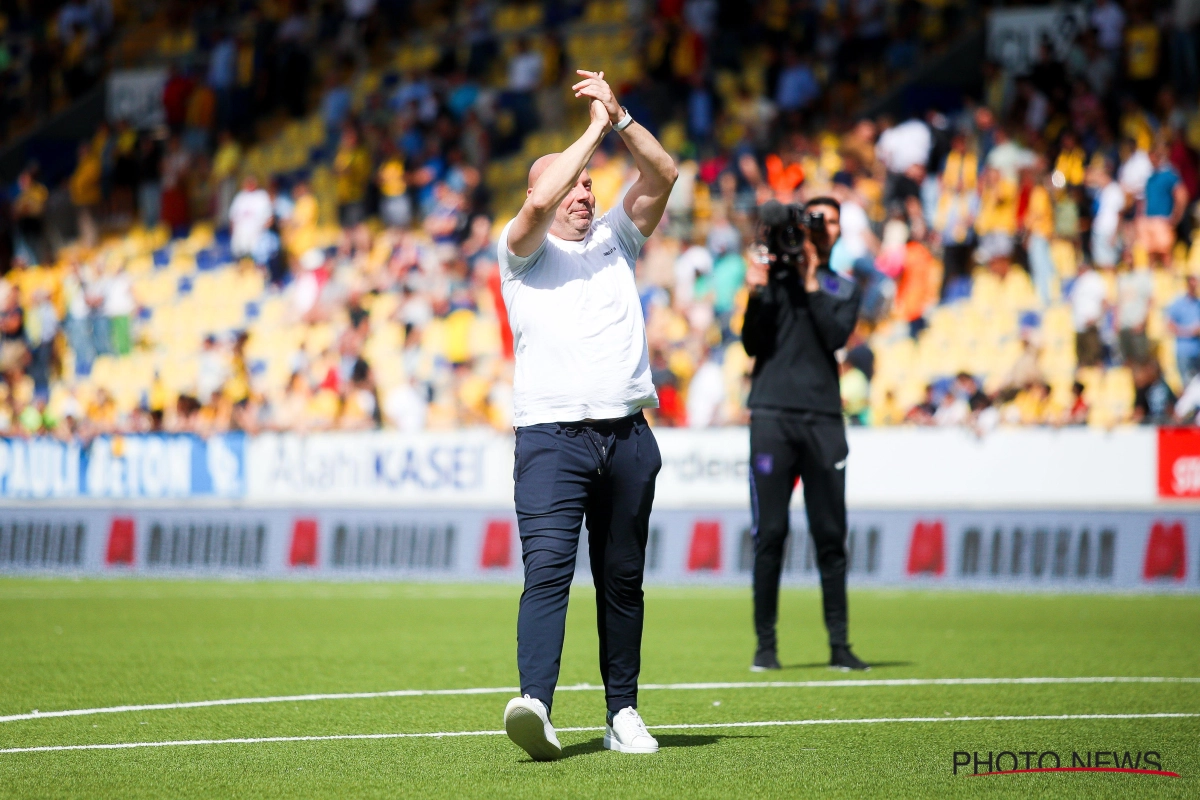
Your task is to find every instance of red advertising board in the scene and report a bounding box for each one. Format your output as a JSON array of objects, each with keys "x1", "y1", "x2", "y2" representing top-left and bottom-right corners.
[{"x1": 1157, "y1": 428, "x2": 1200, "y2": 498}]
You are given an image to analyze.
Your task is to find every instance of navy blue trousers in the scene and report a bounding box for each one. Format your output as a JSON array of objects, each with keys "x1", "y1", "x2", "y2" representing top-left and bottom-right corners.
[{"x1": 514, "y1": 412, "x2": 660, "y2": 717}]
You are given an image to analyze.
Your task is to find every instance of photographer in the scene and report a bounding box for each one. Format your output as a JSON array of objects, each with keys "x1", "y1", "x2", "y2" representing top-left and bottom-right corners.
[{"x1": 742, "y1": 197, "x2": 869, "y2": 672}]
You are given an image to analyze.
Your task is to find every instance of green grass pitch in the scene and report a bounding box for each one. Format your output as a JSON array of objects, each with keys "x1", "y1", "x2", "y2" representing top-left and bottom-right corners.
[{"x1": 0, "y1": 578, "x2": 1197, "y2": 798}]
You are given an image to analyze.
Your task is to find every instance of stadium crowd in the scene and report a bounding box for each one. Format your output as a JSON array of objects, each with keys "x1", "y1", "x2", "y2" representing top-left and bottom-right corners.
[
  {"x1": 1, "y1": 0, "x2": 1199, "y2": 437},
  {"x1": 0, "y1": 0, "x2": 119, "y2": 143}
]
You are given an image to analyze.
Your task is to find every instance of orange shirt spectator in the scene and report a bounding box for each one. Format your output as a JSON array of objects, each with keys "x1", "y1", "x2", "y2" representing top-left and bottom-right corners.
[
  {"x1": 893, "y1": 241, "x2": 940, "y2": 323},
  {"x1": 765, "y1": 154, "x2": 805, "y2": 199}
]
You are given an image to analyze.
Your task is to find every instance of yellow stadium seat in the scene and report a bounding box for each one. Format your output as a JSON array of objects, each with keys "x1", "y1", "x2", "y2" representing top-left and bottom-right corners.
[
  {"x1": 1160, "y1": 336, "x2": 1182, "y2": 392},
  {"x1": 1075, "y1": 366, "x2": 1103, "y2": 402},
  {"x1": 1105, "y1": 366, "x2": 1134, "y2": 399},
  {"x1": 304, "y1": 323, "x2": 337, "y2": 355},
  {"x1": 1050, "y1": 238, "x2": 1077, "y2": 278},
  {"x1": 469, "y1": 317, "x2": 502, "y2": 358}
]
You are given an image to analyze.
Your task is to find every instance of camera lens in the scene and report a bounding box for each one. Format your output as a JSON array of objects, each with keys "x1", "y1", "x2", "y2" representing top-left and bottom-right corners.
[{"x1": 774, "y1": 223, "x2": 805, "y2": 255}]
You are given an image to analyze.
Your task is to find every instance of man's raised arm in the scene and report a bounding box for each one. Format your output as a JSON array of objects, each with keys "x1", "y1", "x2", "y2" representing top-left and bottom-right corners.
[
  {"x1": 571, "y1": 71, "x2": 678, "y2": 237},
  {"x1": 507, "y1": 100, "x2": 611, "y2": 257}
]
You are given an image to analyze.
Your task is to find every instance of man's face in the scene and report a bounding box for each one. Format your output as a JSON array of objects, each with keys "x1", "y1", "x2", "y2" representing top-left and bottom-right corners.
[
  {"x1": 808, "y1": 203, "x2": 840, "y2": 261},
  {"x1": 551, "y1": 169, "x2": 595, "y2": 239}
]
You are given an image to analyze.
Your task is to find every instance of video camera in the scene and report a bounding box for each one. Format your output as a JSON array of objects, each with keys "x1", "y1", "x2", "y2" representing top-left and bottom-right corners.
[{"x1": 757, "y1": 200, "x2": 824, "y2": 268}]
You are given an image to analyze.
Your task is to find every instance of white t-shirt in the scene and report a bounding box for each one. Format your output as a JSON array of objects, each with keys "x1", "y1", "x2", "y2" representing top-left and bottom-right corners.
[
  {"x1": 673, "y1": 244, "x2": 713, "y2": 306},
  {"x1": 508, "y1": 51, "x2": 543, "y2": 92},
  {"x1": 1119, "y1": 150, "x2": 1152, "y2": 199},
  {"x1": 102, "y1": 272, "x2": 135, "y2": 317},
  {"x1": 384, "y1": 383, "x2": 428, "y2": 431},
  {"x1": 498, "y1": 203, "x2": 658, "y2": 426},
  {"x1": 1117, "y1": 268, "x2": 1153, "y2": 329},
  {"x1": 1093, "y1": 181, "x2": 1125, "y2": 240},
  {"x1": 1071, "y1": 270, "x2": 1109, "y2": 331},
  {"x1": 686, "y1": 358, "x2": 725, "y2": 428},
  {"x1": 839, "y1": 200, "x2": 871, "y2": 260},
  {"x1": 875, "y1": 120, "x2": 931, "y2": 174},
  {"x1": 229, "y1": 188, "x2": 274, "y2": 257}
]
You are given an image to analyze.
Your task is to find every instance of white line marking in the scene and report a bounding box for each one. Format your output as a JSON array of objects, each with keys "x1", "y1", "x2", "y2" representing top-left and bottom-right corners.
[
  {"x1": 3, "y1": 677, "x2": 1197, "y2": 725},
  {"x1": 2, "y1": 713, "x2": 1197, "y2": 755}
]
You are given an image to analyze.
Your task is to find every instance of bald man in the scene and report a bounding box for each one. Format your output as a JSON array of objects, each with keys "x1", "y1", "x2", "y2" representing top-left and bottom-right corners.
[{"x1": 498, "y1": 71, "x2": 677, "y2": 761}]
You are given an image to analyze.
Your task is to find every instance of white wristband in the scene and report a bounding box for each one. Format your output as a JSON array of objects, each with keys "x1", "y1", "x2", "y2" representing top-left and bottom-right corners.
[{"x1": 613, "y1": 107, "x2": 633, "y2": 132}]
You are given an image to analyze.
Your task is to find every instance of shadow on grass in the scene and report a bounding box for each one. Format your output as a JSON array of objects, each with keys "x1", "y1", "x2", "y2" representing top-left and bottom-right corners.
[
  {"x1": 781, "y1": 660, "x2": 914, "y2": 670},
  {"x1": 558, "y1": 733, "x2": 759, "y2": 759}
]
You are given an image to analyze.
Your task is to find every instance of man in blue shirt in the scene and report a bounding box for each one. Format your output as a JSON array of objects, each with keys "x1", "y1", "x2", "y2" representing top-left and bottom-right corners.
[
  {"x1": 1168, "y1": 276, "x2": 1200, "y2": 385},
  {"x1": 1139, "y1": 144, "x2": 1189, "y2": 268},
  {"x1": 775, "y1": 51, "x2": 819, "y2": 113}
]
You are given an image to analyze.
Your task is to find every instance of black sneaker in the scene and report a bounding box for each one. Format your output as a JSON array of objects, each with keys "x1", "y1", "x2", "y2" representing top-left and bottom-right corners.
[
  {"x1": 829, "y1": 645, "x2": 870, "y2": 671},
  {"x1": 751, "y1": 647, "x2": 781, "y2": 672}
]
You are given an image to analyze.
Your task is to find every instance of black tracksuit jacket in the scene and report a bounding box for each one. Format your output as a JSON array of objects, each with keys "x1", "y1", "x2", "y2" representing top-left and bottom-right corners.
[{"x1": 741, "y1": 264, "x2": 862, "y2": 415}]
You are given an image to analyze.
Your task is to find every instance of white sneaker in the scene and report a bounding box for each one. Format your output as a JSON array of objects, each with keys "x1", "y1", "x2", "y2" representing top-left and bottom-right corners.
[
  {"x1": 503, "y1": 695, "x2": 563, "y2": 761},
  {"x1": 603, "y1": 707, "x2": 659, "y2": 754}
]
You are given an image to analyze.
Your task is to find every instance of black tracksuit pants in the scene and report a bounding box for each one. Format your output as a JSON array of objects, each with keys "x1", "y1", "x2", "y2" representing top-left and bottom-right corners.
[
  {"x1": 749, "y1": 409, "x2": 850, "y2": 651},
  {"x1": 514, "y1": 412, "x2": 660, "y2": 717}
]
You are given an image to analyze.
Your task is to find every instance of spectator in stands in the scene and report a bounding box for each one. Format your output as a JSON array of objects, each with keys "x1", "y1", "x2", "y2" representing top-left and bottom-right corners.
[
  {"x1": 1020, "y1": 162, "x2": 1055, "y2": 304},
  {"x1": 1089, "y1": 156, "x2": 1125, "y2": 268},
  {"x1": 159, "y1": 136, "x2": 191, "y2": 235},
  {"x1": 377, "y1": 143, "x2": 411, "y2": 229},
  {"x1": 102, "y1": 262, "x2": 135, "y2": 356},
  {"x1": 61, "y1": 261, "x2": 96, "y2": 376},
  {"x1": 876, "y1": 117, "x2": 930, "y2": 218},
  {"x1": 1066, "y1": 381, "x2": 1090, "y2": 425},
  {"x1": 933, "y1": 382, "x2": 968, "y2": 426},
  {"x1": 686, "y1": 344, "x2": 726, "y2": 428},
  {"x1": 506, "y1": 36, "x2": 543, "y2": 133},
  {"x1": 1168, "y1": 276, "x2": 1200, "y2": 386},
  {"x1": 830, "y1": 176, "x2": 879, "y2": 279},
  {"x1": 934, "y1": 132, "x2": 979, "y2": 298},
  {"x1": 384, "y1": 375, "x2": 429, "y2": 432},
  {"x1": 775, "y1": 50, "x2": 819, "y2": 114},
  {"x1": 229, "y1": 175, "x2": 274, "y2": 260},
  {"x1": 1006, "y1": 336, "x2": 1046, "y2": 390},
  {"x1": 1071, "y1": 259, "x2": 1108, "y2": 368},
  {"x1": 839, "y1": 357, "x2": 869, "y2": 425},
  {"x1": 905, "y1": 384, "x2": 938, "y2": 425},
  {"x1": 975, "y1": 166, "x2": 1017, "y2": 277},
  {"x1": 1119, "y1": 134, "x2": 1152, "y2": 202},
  {"x1": 211, "y1": 132, "x2": 241, "y2": 228},
  {"x1": 334, "y1": 125, "x2": 372, "y2": 227},
  {"x1": 674, "y1": 229, "x2": 714, "y2": 309},
  {"x1": 0, "y1": 286, "x2": 28, "y2": 384},
  {"x1": 1115, "y1": 258, "x2": 1153, "y2": 363},
  {"x1": 136, "y1": 135, "x2": 163, "y2": 230},
  {"x1": 423, "y1": 183, "x2": 466, "y2": 244},
  {"x1": 24, "y1": 289, "x2": 57, "y2": 398},
  {"x1": 12, "y1": 166, "x2": 49, "y2": 266},
  {"x1": 340, "y1": 357, "x2": 380, "y2": 430},
  {"x1": 69, "y1": 142, "x2": 103, "y2": 248},
  {"x1": 1124, "y1": 7, "x2": 1162, "y2": 109},
  {"x1": 890, "y1": 219, "x2": 939, "y2": 335},
  {"x1": 1139, "y1": 141, "x2": 1189, "y2": 269},
  {"x1": 110, "y1": 122, "x2": 139, "y2": 224},
  {"x1": 1012, "y1": 380, "x2": 1056, "y2": 425},
  {"x1": 1091, "y1": 0, "x2": 1126, "y2": 54},
  {"x1": 1133, "y1": 360, "x2": 1177, "y2": 426}
]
